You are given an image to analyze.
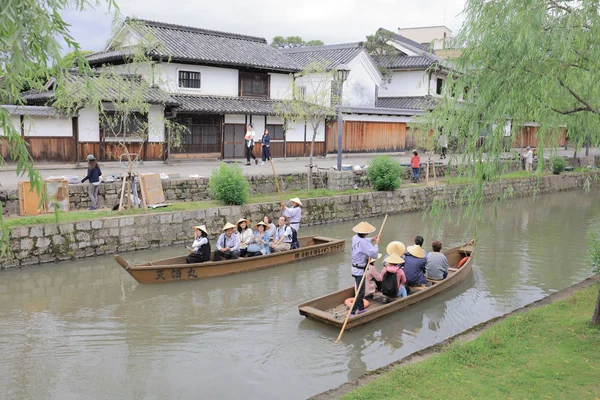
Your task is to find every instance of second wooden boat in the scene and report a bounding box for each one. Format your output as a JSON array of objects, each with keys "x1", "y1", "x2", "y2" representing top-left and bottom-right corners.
[
  {"x1": 115, "y1": 235, "x2": 345, "y2": 284},
  {"x1": 298, "y1": 242, "x2": 474, "y2": 330}
]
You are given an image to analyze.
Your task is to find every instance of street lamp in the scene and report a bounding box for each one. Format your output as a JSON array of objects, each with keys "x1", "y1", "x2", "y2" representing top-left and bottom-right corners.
[{"x1": 335, "y1": 64, "x2": 350, "y2": 171}]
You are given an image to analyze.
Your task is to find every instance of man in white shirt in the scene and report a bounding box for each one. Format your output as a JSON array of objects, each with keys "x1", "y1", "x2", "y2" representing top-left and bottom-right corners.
[
  {"x1": 523, "y1": 146, "x2": 534, "y2": 172},
  {"x1": 270, "y1": 216, "x2": 292, "y2": 253}
]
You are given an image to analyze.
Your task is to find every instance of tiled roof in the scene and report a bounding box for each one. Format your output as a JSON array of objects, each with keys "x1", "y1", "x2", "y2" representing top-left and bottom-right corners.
[
  {"x1": 0, "y1": 105, "x2": 70, "y2": 117},
  {"x1": 173, "y1": 94, "x2": 287, "y2": 115},
  {"x1": 376, "y1": 96, "x2": 436, "y2": 111},
  {"x1": 87, "y1": 18, "x2": 301, "y2": 72},
  {"x1": 390, "y1": 31, "x2": 432, "y2": 53},
  {"x1": 374, "y1": 55, "x2": 434, "y2": 69},
  {"x1": 339, "y1": 105, "x2": 423, "y2": 116},
  {"x1": 22, "y1": 71, "x2": 179, "y2": 107},
  {"x1": 280, "y1": 43, "x2": 364, "y2": 70}
]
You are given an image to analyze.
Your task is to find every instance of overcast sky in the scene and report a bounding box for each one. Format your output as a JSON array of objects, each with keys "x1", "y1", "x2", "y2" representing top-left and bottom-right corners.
[{"x1": 62, "y1": 0, "x2": 467, "y2": 53}]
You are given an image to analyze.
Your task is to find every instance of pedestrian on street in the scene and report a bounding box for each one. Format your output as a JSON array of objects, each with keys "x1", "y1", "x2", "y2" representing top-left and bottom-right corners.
[
  {"x1": 411, "y1": 151, "x2": 421, "y2": 182},
  {"x1": 523, "y1": 146, "x2": 534, "y2": 172},
  {"x1": 438, "y1": 134, "x2": 448, "y2": 159},
  {"x1": 261, "y1": 129, "x2": 271, "y2": 165},
  {"x1": 81, "y1": 154, "x2": 101, "y2": 210},
  {"x1": 245, "y1": 123, "x2": 257, "y2": 165}
]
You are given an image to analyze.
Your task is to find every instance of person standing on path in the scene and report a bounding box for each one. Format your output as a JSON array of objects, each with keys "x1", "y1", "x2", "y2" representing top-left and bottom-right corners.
[
  {"x1": 261, "y1": 129, "x2": 271, "y2": 165},
  {"x1": 281, "y1": 197, "x2": 302, "y2": 249},
  {"x1": 523, "y1": 146, "x2": 534, "y2": 172},
  {"x1": 81, "y1": 154, "x2": 101, "y2": 210},
  {"x1": 245, "y1": 123, "x2": 257, "y2": 165},
  {"x1": 438, "y1": 134, "x2": 448, "y2": 159},
  {"x1": 411, "y1": 151, "x2": 421, "y2": 182},
  {"x1": 350, "y1": 222, "x2": 380, "y2": 316}
]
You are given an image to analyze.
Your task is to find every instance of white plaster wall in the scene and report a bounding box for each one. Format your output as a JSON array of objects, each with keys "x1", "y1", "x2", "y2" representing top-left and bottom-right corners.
[
  {"x1": 224, "y1": 114, "x2": 246, "y2": 124},
  {"x1": 9, "y1": 115, "x2": 20, "y2": 135},
  {"x1": 294, "y1": 73, "x2": 334, "y2": 107},
  {"x1": 269, "y1": 73, "x2": 293, "y2": 100},
  {"x1": 342, "y1": 114, "x2": 413, "y2": 123},
  {"x1": 148, "y1": 105, "x2": 165, "y2": 142},
  {"x1": 287, "y1": 119, "x2": 325, "y2": 141},
  {"x1": 250, "y1": 116, "x2": 265, "y2": 137},
  {"x1": 78, "y1": 106, "x2": 100, "y2": 142},
  {"x1": 156, "y1": 63, "x2": 239, "y2": 96},
  {"x1": 431, "y1": 72, "x2": 446, "y2": 97},
  {"x1": 342, "y1": 51, "x2": 381, "y2": 108},
  {"x1": 267, "y1": 116, "x2": 284, "y2": 125},
  {"x1": 23, "y1": 116, "x2": 72, "y2": 137},
  {"x1": 379, "y1": 70, "x2": 430, "y2": 97}
]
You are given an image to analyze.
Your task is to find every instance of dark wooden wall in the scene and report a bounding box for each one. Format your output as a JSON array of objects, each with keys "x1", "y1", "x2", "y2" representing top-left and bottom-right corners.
[
  {"x1": 78, "y1": 142, "x2": 164, "y2": 162},
  {"x1": 26, "y1": 137, "x2": 76, "y2": 163},
  {"x1": 512, "y1": 127, "x2": 567, "y2": 148},
  {"x1": 250, "y1": 142, "x2": 325, "y2": 159},
  {"x1": 326, "y1": 121, "x2": 407, "y2": 153}
]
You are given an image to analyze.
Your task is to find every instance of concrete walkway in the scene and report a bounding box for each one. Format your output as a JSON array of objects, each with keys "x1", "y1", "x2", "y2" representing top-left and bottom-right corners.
[{"x1": 0, "y1": 148, "x2": 597, "y2": 190}]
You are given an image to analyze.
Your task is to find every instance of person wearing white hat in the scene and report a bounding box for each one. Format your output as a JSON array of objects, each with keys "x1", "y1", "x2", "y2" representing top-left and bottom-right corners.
[
  {"x1": 350, "y1": 221, "x2": 380, "y2": 315},
  {"x1": 214, "y1": 222, "x2": 240, "y2": 261},
  {"x1": 186, "y1": 225, "x2": 211, "y2": 264},
  {"x1": 523, "y1": 146, "x2": 534, "y2": 172},
  {"x1": 281, "y1": 197, "x2": 302, "y2": 249},
  {"x1": 270, "y1": 216, "x2": 293, "y2": 253},
  {"x1": 236, "y1": 218, "x2": 253, "y2": 257},
  {"x1": 247, "y1": 221, "x2": 271, "y2": 257},
  {"x1": 81, "y1": 154, "x2": 102, "y2": 210},
  {"x1": 404, "y1": 244, "x2": 428, "y2": 287}
]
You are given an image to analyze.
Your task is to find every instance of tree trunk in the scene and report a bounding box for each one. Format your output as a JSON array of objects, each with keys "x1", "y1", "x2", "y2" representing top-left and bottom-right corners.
[
  {"x1": 592, "y1": 287, "x2": 600, "y2": 326},
  {"x1": 585, "y1": 133, "x2": 591, "y2": 157}
]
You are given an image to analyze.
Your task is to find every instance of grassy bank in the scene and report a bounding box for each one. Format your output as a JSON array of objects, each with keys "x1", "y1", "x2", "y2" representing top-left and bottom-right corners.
[
  {"x1": 4, "y1": 188, "x2": 368, "y2": 227},
  {"x1": 344, "y1": 283, "x2": 600, "y2": 400}
]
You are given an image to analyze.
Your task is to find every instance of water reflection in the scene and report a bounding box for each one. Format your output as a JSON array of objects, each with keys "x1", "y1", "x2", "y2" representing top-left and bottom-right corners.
[{"x1": 0, "y1": 189, "x2": 599, "y2": 400}]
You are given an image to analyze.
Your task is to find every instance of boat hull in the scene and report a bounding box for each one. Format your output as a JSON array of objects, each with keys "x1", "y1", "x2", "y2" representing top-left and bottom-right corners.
[
  {"x1": 298, "y1": 243, "x2": 474, "y2": 330},
  {"x1": 115, "y1": 235, "x2": 345, "y2": 284}
]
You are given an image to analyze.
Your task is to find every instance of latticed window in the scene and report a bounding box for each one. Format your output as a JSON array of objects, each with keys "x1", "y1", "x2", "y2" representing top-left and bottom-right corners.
[
  {"x1": 239, "y1": 73, "x2": 269, "y2": 98},
  {"x1": 179, "y1": 71, "x2": 201, "y2": 89}
]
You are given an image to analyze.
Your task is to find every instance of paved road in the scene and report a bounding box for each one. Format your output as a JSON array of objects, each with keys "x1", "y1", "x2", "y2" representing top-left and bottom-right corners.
[{"x1": 0, "y1": 148, "x2": 597, "y2": 190}]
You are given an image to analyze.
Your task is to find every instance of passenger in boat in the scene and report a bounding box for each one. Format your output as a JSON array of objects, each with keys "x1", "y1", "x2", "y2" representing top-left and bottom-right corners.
[
  {"x1": 363, "y1": 254, "x2": 383, "y2": 299},
  {"x1": 270, "y1": 216, "x2": 293, "y2": 253},
  {"x1": 382, "y1": 241, "x2": 406, "y2": 266},
  {"x1": 247, "y1": 221, "x2": 271, "y2": 257},
  {"x1": 236, "y1": 218, "x2": 253, "y2": 257},
  {"x1": 281, "y1": 197, "x2": 302, "y2": 249},
  {"x1": 350, "y1": 221, "x2": 380, "y2": 316},
  {"x1": 264, "y1": 215, "x2": 277, "y2": 240},
  {"x1": 404, "y1": 244, "x2": 428, "y2": 287},
  {"x1": 186, "y1": 225, "x2": 211, "y2": 264},
  {"x1": 214, "y1": 222, "x2": 241, "y2": 261},
  {"x1": 425, "y1": 240, "x2": 450, "y2": 280},
  {"x1": 414, "y1": 236, "x2": 428, "y2": 259},
  {"x1": 381, "y1": 253, "x2": 408, "y2": 303}
]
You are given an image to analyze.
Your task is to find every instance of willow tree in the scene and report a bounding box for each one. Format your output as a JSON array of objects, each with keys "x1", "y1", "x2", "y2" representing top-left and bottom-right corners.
[
  {"x1": 423, "y1": 0, "x2": 600, "y2": 324},
  {"x1": 0, "y1": 0, "x2": 116, "y2": 254},
  {"x1": 276, "y1": 63, "x2": 338, "y2": 190}
]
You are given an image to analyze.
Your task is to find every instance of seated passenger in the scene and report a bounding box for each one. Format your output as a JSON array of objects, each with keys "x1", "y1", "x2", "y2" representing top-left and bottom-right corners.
[
  {"x1": 383, "y1": 241, "x2": 406, "y2": 266},
  {"x1": 381, "y1": 253, "x2": 407, "y2": 302},
  {"x1": 414, "y1": 235, "x2": 428, "y2": 259},
  {"x1": 264, "y1": 215, "x2": 276, "y2": 240},
  {"x1": 425, "y1": 240, "x2": 450, "y2": 280},
  {"x1": 363, "y1": 254, "x2": 382, "y2": 299},
  {"x1": 236, "y1": 218, "x2": 253, "y2": 257},
  {"x1": 214, "y1": 222, "x2": 240, "y2": 261},
  {"x1": 247, "y1": 221, "x2": 271, "y2": 257},
  {"x1": 404, "y1": 244, "x2": 428, "y2": 286},
  {"x1": 270, "y1": 216, "x2": 293, "y2": 253},
  {"x1": 186, "y1": 225, "x2": 211, "y2": 264}
]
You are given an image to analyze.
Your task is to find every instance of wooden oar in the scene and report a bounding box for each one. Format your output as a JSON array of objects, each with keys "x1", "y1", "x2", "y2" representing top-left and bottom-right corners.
[
  {"x1": 335, "y1": 214, "x2": 388, "y2": 343},
  {"x1": 269, "y1": 158, "x2": 284, "y2": 205}
]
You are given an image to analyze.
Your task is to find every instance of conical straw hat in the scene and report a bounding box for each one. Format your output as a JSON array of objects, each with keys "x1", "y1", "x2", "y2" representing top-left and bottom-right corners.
[
  {"x1": 385, "y1": 253, "x2": 405, "y2": 265},
  {"x1": 406, "y1": 244, "x2": 425, "y2": 258},
  {"x1": 222, "y1": 222, "x2": 236, "y2": 231},
  {"x1": 352, "y1": 221, "x2": 376, "y2": 234},
  {"x1": 254, "y1": 221, "x2": 267, "y2": 229},
  {"x1": 386, "y1": 241, "x2": 406, "y2": 256},
  {"x1": 290, "y1": 197, "x2": 303, "y2": 206},
  {"x1": 236, "y1": 218, "x2": 250, "y2": 226},
  {"x1": 193, "y1": 225, "x2": 208, "y2": 235}
]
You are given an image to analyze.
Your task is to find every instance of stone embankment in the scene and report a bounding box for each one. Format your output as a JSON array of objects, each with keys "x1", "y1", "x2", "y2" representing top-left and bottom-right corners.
[{"x1": 1, "y1": 172, "x2": 597, "y2": 269}]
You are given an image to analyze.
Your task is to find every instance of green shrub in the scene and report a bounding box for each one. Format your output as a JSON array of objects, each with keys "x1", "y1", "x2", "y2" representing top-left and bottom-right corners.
[
  {"x1": 550, "y1": 156, "x2": 567, "y2": 174},
  {"x1": 367, "y1": 155, "x2": 403, "y2": 191},
  {"x1": 208, "y1": 163, "x2": 250, "y2": 205}
]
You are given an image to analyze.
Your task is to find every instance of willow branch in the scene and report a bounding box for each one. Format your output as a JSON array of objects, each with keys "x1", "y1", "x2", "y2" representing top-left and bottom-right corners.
[{"x1": 557, "y1": 78, "x2": 599, "y2": 114}]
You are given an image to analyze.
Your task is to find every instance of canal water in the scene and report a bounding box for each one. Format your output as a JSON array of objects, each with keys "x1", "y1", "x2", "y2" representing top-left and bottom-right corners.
[{"x1": 1, "y1": 189, "x2": 599, "y2": 400}]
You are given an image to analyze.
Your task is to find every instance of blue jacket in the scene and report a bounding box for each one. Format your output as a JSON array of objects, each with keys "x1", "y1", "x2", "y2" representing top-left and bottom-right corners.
[
  {"x1": 262, "y1": 134, "x2": 271, "y2": 146},
  {"x1": 82, "y1": 165, "x2": 102, "y2": 183},
  {"x1": 404, "y1": 253, "x2": 427, "y2": 285}
]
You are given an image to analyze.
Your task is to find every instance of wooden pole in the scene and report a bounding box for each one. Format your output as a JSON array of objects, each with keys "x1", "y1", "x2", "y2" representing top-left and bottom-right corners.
[
  {"x1": 269, "y1": 158, "x2": 284, "y2": 205},
  {"x1": 335, "y1": 214, "x2": 388, "y2": 343}
]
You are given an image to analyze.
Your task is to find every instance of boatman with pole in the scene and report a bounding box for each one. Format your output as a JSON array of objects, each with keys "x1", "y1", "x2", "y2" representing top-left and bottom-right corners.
[
  {"x1": 281, "y1": 197, "x2": 302, "y2": 249},
  {"x1": 350, "y1": 222, "x2": 380, "y2": 316}
]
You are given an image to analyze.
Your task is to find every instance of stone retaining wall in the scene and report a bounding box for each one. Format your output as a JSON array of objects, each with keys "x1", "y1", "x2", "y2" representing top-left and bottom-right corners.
[{"x1": 1, "y1": 172, "x2": 597, "y2": 269}]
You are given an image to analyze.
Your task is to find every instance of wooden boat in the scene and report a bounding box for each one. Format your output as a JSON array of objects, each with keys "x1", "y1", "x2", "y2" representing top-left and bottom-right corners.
[
  {"x1": 298, "y1": 242, "x2": 474, "y2": 330},
  {"x1": 115, "y1": 235, "x2": 345, "y2": 284}
]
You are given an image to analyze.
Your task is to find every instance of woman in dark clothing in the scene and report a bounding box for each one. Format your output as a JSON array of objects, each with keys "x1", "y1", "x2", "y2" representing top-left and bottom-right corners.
[
  {"x1": 261, "y1": 129, "x2": 271, "y2": 165},
  {"x1": 81, "y1": 154, "x2": 102, "y2": 210},
  {"x1": 186, "y1": 225, "x2": 211, "y2": 264}
]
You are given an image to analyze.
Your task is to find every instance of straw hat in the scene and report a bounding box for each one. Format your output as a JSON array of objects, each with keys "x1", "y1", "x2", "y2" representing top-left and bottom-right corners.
[
  {"x1": 386, "y1": 241, "x2": 406, "y2": 256},
  {"x1": 254, "y1": 221, "x2": 267, "y2": 229},
  {"x1": 352, "y1": 221, "x2": 376, "y2": 234},
  {"x1": 406, "y1": 245, "x2": 425, "y2": 258},
  {"x1": 193, "y1": 225, "x2": 208, "y2": 235},
  {"x1": 290, "y1": 197, "x2": 303, "y2": 206},
  {"x1": 222, "y1": 222, "x2": 236, "y2": 231},
  {"x1": 236, "y1": 218, "x2": 250, "y2": 227},
  {"x1": 385, "y1": 253, "x2": 405, "y2": 265}
]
